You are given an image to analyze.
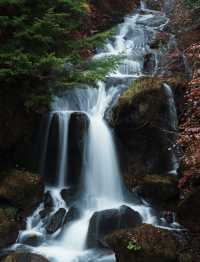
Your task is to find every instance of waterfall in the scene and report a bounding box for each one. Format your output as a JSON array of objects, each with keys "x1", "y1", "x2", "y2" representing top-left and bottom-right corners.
[
  {"x1": 84, "y1": 116, "x2": 124, "y2": 206},
  {"x1": 57, "y1": 112, "x2": 71, "y2": 188},
  {"x1": 11, "y1": 4, "x2": 174, "y2": 262}
]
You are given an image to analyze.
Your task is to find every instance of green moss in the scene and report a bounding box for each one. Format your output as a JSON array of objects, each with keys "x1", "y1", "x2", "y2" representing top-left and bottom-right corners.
[{"x1": 123, "y1": 74, "x2": 184, "y2": 101}]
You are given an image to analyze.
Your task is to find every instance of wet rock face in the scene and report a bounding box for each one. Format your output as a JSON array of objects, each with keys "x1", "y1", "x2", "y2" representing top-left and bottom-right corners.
[
  {"x1": 87, "y1": 205, "x2": 142, "y2": 248},
  {"x1": 46, "y1": 208, "x2": 66, "y2": 234},
  {"x1": 105, "y1": 224, "x2": 178, "y2": 262},
  {"x1": 2, "y1": 253, "x2": 49, "y2": 262},
  {"x1": 60, "y1": 187, "x2": 78, "y2": 206},
  {"x1": 64, "y1": 206, "x2": 81, "y2": 225},
  {"x1": 39, "y1": 191, "x2": 54, "y2": 219},
  {"x1": 21, "y1": 234, "x2": 43, "y2": 247},
  {"x1": 43, "y1": 113, "x2": 60, "y2": 186},
  {"x1": 67, "y1": 113, "x2": 89, "y2": 187}
]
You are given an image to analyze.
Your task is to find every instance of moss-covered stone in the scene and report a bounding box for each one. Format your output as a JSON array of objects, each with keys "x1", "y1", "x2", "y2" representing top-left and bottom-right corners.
[
  {"x1": 3, "y1": 253, "x2": 49, "y2": 262},
  {"x1": 0, "y1": 170, "x2": 44, "y2": 213},
  {"x1": 111, "y1": 76, "x2": 184, "y2": 184},
  {"x1": 105, "y1": 224, "x2": 178, "y2": 262}
]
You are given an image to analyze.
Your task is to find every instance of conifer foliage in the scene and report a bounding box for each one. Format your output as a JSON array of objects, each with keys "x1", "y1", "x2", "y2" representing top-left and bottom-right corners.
[{"x1": 0, "y1": 0, "x2": 118, "y2": 110}]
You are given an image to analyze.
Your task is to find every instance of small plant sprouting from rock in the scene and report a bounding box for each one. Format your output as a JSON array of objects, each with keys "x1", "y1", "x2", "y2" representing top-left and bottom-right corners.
[{"x1": 127, "y1": 240, "x2": 142, "y2": 252}]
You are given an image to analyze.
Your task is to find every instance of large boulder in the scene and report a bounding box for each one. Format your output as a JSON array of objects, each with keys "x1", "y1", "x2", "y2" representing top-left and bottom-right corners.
[
  {"x1": 177, "y1": 188, "x2": 200, "y2": 233},
  {"x1": 87, "y1": 205, "x2": 142, "y2": 248},
  {"x1": 0, "y1": 170, "x2": 44, "y2": 213},
  {"x1": 111, "y1": 76, "x2": 184, "y2": 187},
  {"x1": 2, "y1": 253, "x2": 49, "y2": 262},
  {"x1": 105, "y1": 224, "x2": 178, "y2": 262},
  {"x1": 134, "y1": 175, "x2": 179, "y2": 209}
]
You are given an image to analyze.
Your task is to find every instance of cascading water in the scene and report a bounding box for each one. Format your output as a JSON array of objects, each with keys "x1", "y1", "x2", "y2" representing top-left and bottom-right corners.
[{"x1": 10, "y1": 3, "x2": 179, "y2": 262}]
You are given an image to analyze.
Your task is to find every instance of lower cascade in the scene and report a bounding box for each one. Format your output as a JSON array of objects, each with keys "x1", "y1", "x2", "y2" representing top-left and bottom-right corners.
[{"x1": 11, "y1": 3, "x2": 180, "y2": 262}]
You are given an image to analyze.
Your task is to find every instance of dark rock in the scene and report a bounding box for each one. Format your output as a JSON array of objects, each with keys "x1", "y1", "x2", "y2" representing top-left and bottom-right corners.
[
  {"x1": 3, "y1": 253, "x2": 49, "y2": 262},
  {"x1": 64, "y1": 206, "x2": 81, "y2": 224},
  {"x1": 0, "y1": 170, "x2": 44, "y2": 214},
  {"x1": 67, "y1": 112, "x2": 89, "y2": 187},
  {"x1": 0, "y1": 205, "x2": 18, "y2": 223},
  {"x1": 111, "y1": 76, "x2": 185, "y2": 189},
  {"x1": 135, "y1": 175, "x2": 179, "y2": 208},
  {"x1": 162, "y1": 211, "x2": 174, "y2": 224},
  {"x1": 43, "y1": 113, "x2": 60, "y2": 186},
  {"x1": 90, "y1": 0, "x2": 140, "y2": 31},
  {"x1": 105, "y1": 224, "x2": 178, "y2": 262},
  {"x1": 150, "y1": 31, "x2": 170, "y2": 49},
  {"x1": 143, "y1": 53, "x2": 156, "y2": 74},
  {"x1": 46, "y1": 208, "x2": 66, "y2": 234},
  {"x1": 21, "y1": 234, "x2": 43, "y2": 247},
  {"x1": 177, "y1": 188, "x2": 200, "y2": 233},
  {"x1": 143, "y1": 0, "x2": 164, "y2": 11},
  {"x1": 0, "y1": 221, "x2": 19, "y2": 249},
  {"x1": 87, "y1": 205, "x2": 142, "y2": 248},
  {"x1": 43, "y1": 191, "x2": 54, "y2": 209},
  {"x1": 39, "y1": 191, "x2": 54, "y2": 219},
  {"x1": 60, "y1": 187, "x2": 77, "y2": 206}
]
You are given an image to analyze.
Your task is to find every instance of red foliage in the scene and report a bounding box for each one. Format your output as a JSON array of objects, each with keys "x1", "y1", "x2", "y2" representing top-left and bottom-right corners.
[{"x1": 178, "y1": 42, "x2": 200, "y2": 191}]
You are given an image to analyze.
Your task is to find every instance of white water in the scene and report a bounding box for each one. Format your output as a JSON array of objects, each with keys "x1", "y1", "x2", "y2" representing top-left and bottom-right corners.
[{"x1": 11, "y1": 3, "x2": 176, "y2": 262}]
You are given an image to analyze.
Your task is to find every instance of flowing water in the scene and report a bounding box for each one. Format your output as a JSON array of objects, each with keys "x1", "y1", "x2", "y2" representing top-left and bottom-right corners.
[{"x1": 11, "y1": 2, "x2": 180, "y2": 261}]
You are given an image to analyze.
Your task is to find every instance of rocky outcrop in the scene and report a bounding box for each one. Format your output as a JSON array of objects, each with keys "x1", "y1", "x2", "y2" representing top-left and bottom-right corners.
[
  {"x1": 105, "y1": 224, "x2": 178, "y2": 262},
  {"x1": 2, "y1": 253, "x2": 49, "y2": 262},
  {"x1": 177, "y1": 188, "x2": 200, "y2": 233},
  {"x1": 0, "y1": 221, "x2": 19, "y2": 249},
  {"x1": 0, "y1": 170, "x2": 44, "y2": 212},
  {"x1": 87, "y1": 205, "x2": 142, "y2": 248},
  {"x1": 0, "y1": 170, "x2": 44, "y2": 249},
  {"x1": 111, "y1": 76, "x2": 184, "y2": 183},
  {"x1": 134, "y1": 175, "x2": 179, "y2": 209}
]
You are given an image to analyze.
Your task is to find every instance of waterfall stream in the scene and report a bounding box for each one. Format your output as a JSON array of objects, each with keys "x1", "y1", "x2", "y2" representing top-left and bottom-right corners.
[{"x1": 11, "y1": 2, "x2": 180, "y2": 262}]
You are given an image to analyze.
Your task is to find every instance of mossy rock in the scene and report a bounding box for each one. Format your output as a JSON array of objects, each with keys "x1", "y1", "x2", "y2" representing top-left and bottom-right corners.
[
  {"x1": 3, "y1": 253, "x2": 49, "y2": 262},
  {"x1": 111, "y1": 75, "x2": 185, "y2": 128},
  {"x1": 0, "y1": 170, "x2": 44, "y2": 212},
  {"x1": 105, "y1": 224, "x2": 178, "y2": 262}
]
